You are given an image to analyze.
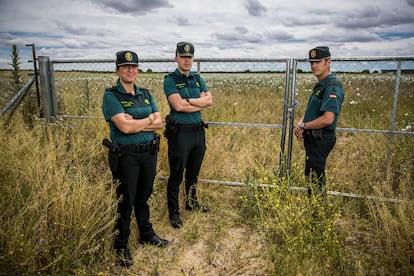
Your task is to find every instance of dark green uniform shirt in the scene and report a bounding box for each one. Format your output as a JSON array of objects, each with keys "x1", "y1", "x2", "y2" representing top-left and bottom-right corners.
[
  {"x1": 163, "y1": 69, "x2": 209, "y2": 124},
  {"x1": 304, "y1": 73, "x2": 344, "y2": 130},
  {"x1": 102, "y1": 80, "x2": 159, "y2": 144}
]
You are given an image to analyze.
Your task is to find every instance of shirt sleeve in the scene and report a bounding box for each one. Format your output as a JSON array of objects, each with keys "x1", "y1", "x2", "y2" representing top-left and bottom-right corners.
[
  {"x1": 163, "y1": 76, "x2": 178, "y2": 98},
  {"x1": 148, "y1": 91, "x2": 159, "y2": 113},
  {"x1": 102, "y1": 91, "x2": 124, "y2": 122},
  {"x1": 320, "y1": 85, "x2": 344, "y2": 114},
  {"x1": 199, "y1": 76, "x2": 209, "y2": 92}
]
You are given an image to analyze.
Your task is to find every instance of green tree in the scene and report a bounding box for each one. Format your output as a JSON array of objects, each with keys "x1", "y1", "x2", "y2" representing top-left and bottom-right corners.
[
  {"x1": 6, "y1": 44, "x2": 34, "y2": 127},
  {"x1": 9, "y1": 44, "x2": 22, "y2": 93}
]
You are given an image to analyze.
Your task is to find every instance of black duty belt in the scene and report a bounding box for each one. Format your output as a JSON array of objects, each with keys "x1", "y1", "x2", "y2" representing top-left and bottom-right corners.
[
  {"x1": 303, "y1": 129, "x2": 336, "y2": 140},
  {"x1": 321, "y1": 129, "x2": 335, "y2": 134},
  {"x1": 120, "y1": 143, "x2": 151, "y2": 153},
  {"x1": 177, "y1": 123, "x2": 204, "y2": 132}
]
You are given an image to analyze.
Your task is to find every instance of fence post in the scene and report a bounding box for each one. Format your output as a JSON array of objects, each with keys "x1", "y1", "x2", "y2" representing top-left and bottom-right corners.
[
  {"x1": 38, "y1": 56, "x2": 58, "y2": 123},
  {"x1": 197, "y1": 61, "x2": 201, "y2": 74},
  {"x1": 385, "y1": 60, "x2": 402, "y2": 180},
  {"x1": 286, "y1": 59, "x2": 298, "y2": 173},
  {"x1": 278, "y1": 58, "x2": 292, "y2": 177}
]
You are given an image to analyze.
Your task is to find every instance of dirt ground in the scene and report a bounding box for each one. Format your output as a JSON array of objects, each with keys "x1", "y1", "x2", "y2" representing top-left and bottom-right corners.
[{"x1": 112, "y1": 185, "x2": 272, "y2": 275}]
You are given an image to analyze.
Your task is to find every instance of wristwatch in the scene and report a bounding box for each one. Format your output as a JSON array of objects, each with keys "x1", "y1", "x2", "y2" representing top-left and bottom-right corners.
[{"x1": 299, "y1": 122, "x2": 306, "y2": 130}]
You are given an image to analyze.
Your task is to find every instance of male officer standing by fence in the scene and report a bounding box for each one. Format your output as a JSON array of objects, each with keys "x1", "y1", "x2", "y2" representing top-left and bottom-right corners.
[
  {"x1": 294, "y1": 46, "x2": 345, "y2": 198},
  {"x1": 163, "y1": 42, "x2": 213, "y2": 228},
  {"x1": 102, "y1": 50, "x2": 168, "y2": 267}
]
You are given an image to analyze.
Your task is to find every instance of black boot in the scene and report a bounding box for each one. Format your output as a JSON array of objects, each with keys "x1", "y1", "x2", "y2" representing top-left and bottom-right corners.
[
  {"x1": 114, "y1": 239, "x2": 133, "y2": 267},
  {"x1": 185, "y1": 184, "x2": 210, "y2": 212},
  {"x1": 185, "y1": 200, "x2": 210, "y2": 212},
  {"x1": 115, "y1": 247, "x2": 133, "y2": 267},
  {"x1": 138, "y1": 234, "x2": 169, "y2": 247},
  {"x1": 169, "y1": 212, "x2": 183, "y2": 228}
]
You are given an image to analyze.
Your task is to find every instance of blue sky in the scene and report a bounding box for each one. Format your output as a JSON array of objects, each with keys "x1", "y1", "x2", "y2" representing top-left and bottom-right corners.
[{"x1": 0, "y1": 0, "x2": 413, "y2": 69}]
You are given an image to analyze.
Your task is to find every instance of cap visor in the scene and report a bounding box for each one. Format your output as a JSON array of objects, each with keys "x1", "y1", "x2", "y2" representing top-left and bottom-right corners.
[
  {"x1": 178, "y1": 53, "x2": 194, "y2": 57},
  {"x1": 117, "y1": 62, "x2": 138, "y2": 66}
]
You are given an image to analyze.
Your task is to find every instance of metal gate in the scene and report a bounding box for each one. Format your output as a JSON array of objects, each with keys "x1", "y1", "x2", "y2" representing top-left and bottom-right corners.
[{"x1": 32, "y1": 55, "x2": 414, "y2": 202}]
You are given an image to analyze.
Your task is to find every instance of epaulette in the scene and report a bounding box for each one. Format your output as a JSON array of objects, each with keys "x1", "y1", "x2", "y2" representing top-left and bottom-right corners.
[
  {"x1": 137, "y1": 87, "x2": 151, "y2": 98},
  {"x1": 105, "y1": 85, "x2": 119, "y2": 92},
  {"x1": 313, "y1": 77, "x2": 342, "y2": 99},
  {"x1": 106, "y1": 86, "x2": 152, "y2": 107},
  {"x1": 165, "y1": 72, "x2": 201, "y2": 83}
]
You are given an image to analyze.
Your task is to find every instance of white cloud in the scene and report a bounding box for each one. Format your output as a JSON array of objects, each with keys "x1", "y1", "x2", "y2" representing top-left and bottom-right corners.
[
  {"x1": 0, "y1": 0, "x2": 413, "y2": 68},
  {"x1": 90, "y1": 0, "x2": 173, "y2": 14},
  {"x1": 245, "y1": 0, "x2": 267, "y2": 17}
]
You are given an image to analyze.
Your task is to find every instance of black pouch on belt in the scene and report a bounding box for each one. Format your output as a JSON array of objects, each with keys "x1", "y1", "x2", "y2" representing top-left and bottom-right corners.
[
  {"x1": 151, "y1": 133, "x2": 161, "y2": 154},
  {"x1": 311, "y1": 129, "x2": 323, "y2": 140},
  {"x1": 164, "y1": 115, "x2": 178, "y2": 140},
  {"x1": 103, "y1": 138, "x2": 121, "y2": 175}
]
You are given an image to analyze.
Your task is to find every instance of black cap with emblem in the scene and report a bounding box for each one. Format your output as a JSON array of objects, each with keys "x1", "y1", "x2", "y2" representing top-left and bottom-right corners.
[
  {"x1": 116, "y1": 51, "x2": 139, "y2": 66},
  {"x1": 176, "y1": 42, "x2": 194, "y2": 57},
  {"x1": 308, "y1": 46, "x2": 331, "y2": 61}
]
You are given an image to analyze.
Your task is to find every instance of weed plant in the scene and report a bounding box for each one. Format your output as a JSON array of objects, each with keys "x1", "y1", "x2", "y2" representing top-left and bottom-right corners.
[
  {"x1": 0, "y1": 71, "x2": 413, "y2": 275},
  {"x1": 239, "y1": 173, "x2": 348, "y2": 275}
]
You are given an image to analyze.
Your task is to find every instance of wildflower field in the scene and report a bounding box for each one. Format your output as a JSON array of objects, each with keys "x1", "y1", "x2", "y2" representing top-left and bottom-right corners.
[{"x1": 0, "y1": 70, "x2": 413, "y2": 275}]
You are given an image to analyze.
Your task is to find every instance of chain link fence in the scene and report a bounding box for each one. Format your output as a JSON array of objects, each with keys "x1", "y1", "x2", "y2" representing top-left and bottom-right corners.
[{"x1": 1, "y1": 55, "x2": 413, "y2": 202}]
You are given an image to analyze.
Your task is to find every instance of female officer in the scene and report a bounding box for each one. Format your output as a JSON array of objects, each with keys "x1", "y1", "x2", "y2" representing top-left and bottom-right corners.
[{"x1": 102, "y1": 50, "x2": 168, "y2": 267}]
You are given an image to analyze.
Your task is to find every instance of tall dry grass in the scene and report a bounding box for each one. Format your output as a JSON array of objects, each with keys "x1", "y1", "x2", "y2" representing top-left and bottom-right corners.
[
  {"x1": 0, "y1": 115, "x2": 116, "y2": 274},
  {"x1": 0, "y1": 71, "x2": 413, "y2": 275}
]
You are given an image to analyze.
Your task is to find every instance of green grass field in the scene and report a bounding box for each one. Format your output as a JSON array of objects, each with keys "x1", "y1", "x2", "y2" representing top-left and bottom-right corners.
[{"x1": 0, "y1": 71, "x2": 413, "y2": 275}]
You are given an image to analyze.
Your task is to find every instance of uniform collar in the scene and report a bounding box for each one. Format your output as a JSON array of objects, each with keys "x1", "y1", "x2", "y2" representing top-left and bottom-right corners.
[
  {"x1": 116, "y1": 79, "x2": 143, "y2": 95},
  {"x1": 318, "y1": 73, "x2": 336, "y2": 85},
  {"x1": 174, "y1": 68, "x2": 196, "y2": 78}
]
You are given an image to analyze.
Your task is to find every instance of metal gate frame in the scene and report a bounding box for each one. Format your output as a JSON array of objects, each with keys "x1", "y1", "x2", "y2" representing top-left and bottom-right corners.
[
  {"x1": 287, "y1": 57, "x2": 414, "y2": 180},
  {"x1": 36, "y1": 56, "x2": 414, "y2": 202}
]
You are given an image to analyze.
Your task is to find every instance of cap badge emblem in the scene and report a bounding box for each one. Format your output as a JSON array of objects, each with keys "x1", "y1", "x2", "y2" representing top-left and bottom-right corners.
[
  {"x1": 125, "y1": 52, "x2": 133, "y2": 61},
  {"x1": 310, "y1": 50, "x2": 316, "y2": 58},
  {"x1": 184, "y1": 44, "x2": 191, "y2": 52}
]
